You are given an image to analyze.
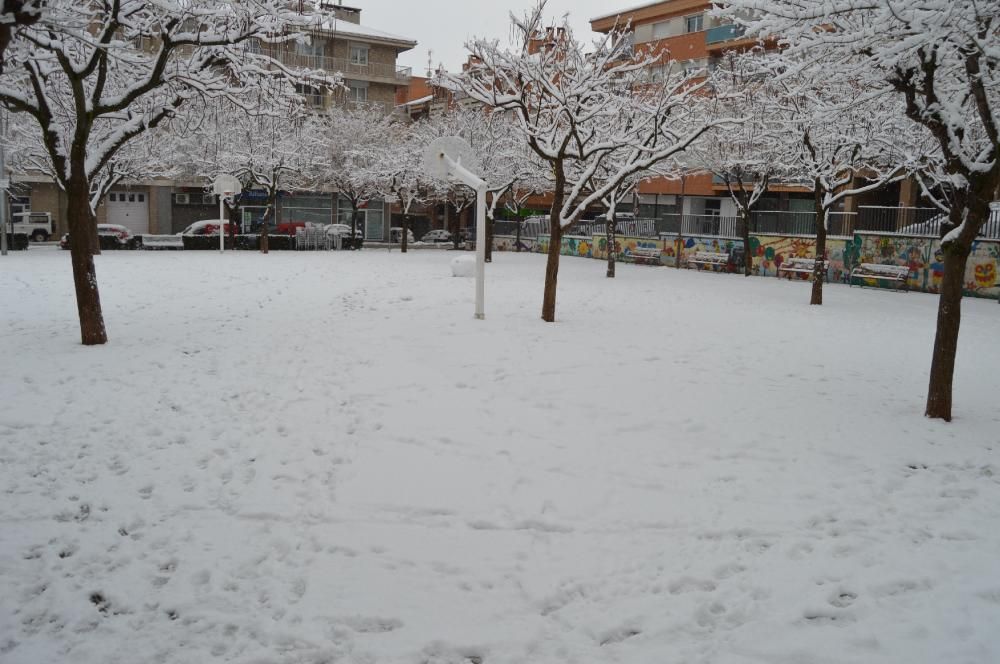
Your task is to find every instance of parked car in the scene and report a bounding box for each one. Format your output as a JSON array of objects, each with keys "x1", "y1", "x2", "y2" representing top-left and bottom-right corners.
[
  {"x1": 459, "y1": 227, "x2": 478, "y2": 248},
  {"x1": 273, "y1": 221, "x2": 307, "y2": 236},
  {"x1": 323, "y1": 223, "x2": 356, "y2": 237},
  {"x1": 420, "y1": 229, "x2": 453, "y2": 243},
  {"x1": 60, "y1": 224, "x2": 140, "y2": 250},
  {"x1": 178, "y1": 219, "x2": 236, "y2": 236},
  {"x1": 389, "y1": 227, "x2": 416, "y2": 244},
  {"x1": 8, "y1": 211, "x2": 55, "y2": 242}
]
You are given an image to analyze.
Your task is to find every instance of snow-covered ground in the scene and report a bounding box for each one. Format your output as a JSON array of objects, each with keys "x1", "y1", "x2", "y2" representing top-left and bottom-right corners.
[{"x1": 1, "y1": 248, "x2": 999, "y2": 664}]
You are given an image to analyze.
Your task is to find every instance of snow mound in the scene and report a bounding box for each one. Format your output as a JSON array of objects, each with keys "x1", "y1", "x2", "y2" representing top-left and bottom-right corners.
[{"x1": 450, "y1": 255, "x2": 475, "y2": 277}]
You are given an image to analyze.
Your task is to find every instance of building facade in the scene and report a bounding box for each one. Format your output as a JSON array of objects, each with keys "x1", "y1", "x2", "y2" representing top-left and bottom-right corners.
[
  {"x1": 8, "y1": 3, "x2": 415, "y2": 242},
  {"x1": 590, "y1": 0, "x2": 925, "y2": 232}
]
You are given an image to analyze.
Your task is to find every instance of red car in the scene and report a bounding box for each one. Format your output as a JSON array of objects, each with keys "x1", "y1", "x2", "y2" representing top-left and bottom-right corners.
[
  {"x1": 178, "y1": 219, "x2": 237, "y2": 236},
  {"x1": 273, "y1": 221, "x2": 306, "y2": 236}
]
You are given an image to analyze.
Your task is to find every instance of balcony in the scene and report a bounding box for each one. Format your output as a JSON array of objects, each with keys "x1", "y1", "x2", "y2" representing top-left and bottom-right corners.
[
  {"x1": 705, "y1": 24, "x2": 747, "y2": 46},
  {"x1": 270, "y1": 51, "x2": 412, "y2": 85}
]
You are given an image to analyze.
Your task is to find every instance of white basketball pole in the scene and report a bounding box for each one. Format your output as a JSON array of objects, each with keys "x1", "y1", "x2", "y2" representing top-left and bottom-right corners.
[
  {"x1": 441, "y1": 154, "x2": 487, "y2": 320},
  {"x1": 218, "y1": 194, "x2": 225, "y2": 254}
]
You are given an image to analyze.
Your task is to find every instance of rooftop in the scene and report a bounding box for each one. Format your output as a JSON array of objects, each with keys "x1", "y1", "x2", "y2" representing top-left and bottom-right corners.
[{"x1": 315, "y1": 18, "x2": 417, "y2": 50}]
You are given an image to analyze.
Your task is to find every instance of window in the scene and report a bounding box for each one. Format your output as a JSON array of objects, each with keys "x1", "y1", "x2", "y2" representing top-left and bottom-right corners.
[
  {"x1": 685, "y1": 14, "x2": 703, "y2": 33},
  {"x1": 349, "y1": 44, "x2": 368, "y2": 66},
  {"x1": 705, "y1": 199, "x2": 722, "y2": 216},
  {"x1": 646, "y1": 64, "x2": 667, "y2": 82},
  {"x1": 294, "y1": 39, "x2": 324, "y2": 58},
  {"x1": 346, "y1": 80, "x2": 368, "y2": 102},
  {"x1": 295, "y1": 83, "x2": 324, "y2": 108},
  {"x1": 9, "y1": 194, "x2": 30, "y2": 217},
  {"x1": 651, "y1": 20, "x2": 672, "y2": 40}
]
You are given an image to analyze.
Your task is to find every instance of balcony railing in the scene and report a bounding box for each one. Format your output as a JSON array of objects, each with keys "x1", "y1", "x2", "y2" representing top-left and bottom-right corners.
[
  {"x1": 268, "y1": 51, "x2": 412, "y2": 83},
  {"x1": 705, "y1": 24, "x2": 747, "y2": 45}
]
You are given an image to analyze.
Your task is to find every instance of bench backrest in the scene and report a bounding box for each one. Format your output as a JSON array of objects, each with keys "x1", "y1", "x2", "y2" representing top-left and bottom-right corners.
[
  {"x1": 782, "y1": 257, "x2": 828, "y2": 268},
  {"x1": 693, "y1": 251, "x2": 728, "y2": 260},
  {"x1": 858, "y1": 263, "x2": 909, "y2": 278}
]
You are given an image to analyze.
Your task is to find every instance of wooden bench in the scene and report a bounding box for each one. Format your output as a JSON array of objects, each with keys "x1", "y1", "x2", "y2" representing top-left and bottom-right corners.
[
  {"x1": 778, "y1": 257, "x2": 828, "y2": 281},
  {"x1": 850, "y1": 263, "x2": 909, "y2": 291},
  {"x1": 630, "y1": 246, "x2": 662, "y2": 265},
  {"x1": 687, "y1": 251, "x2": 730, "y2": 270}
]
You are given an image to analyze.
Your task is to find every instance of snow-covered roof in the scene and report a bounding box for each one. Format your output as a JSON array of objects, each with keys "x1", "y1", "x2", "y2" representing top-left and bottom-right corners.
[
  {"x1": 590, "y1": 1, "x2": 670, "y2": 24},
  {"x1": 315, "y1": 18, "x2": 416, "y2": 49},
  {"x1": 399, "y1": 94, "x2": 433, "y2": 107}
]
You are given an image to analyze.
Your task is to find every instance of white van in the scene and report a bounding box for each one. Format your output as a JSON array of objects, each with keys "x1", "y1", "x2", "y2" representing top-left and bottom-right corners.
[{"x1": 8, "y1": 211, "x2": 54, "y2": 241}]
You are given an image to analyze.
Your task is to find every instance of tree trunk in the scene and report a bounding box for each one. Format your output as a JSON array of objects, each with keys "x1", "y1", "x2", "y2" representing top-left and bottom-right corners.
[
  {"x1": 515, "y1": 216, "x2": 522, "y2": 252},
  {"x1": 810, "y1": 199, "x2": 827, "y2": 306},
  {"x1": 740, "y1": 208, "x2": 752, "y2": 277},
  {"x1": 86, "y1": 198, "x2": 100, "y2": 255},
  {"x1": 925, "y1": 246, "x2": 969, "y2": 421},
  {"x1": 401, "y1": 213, "x2": 409, "y2": 253},
  {"x1": 67, "y1": 182, "x2": 108, "y2": 345},
  {"x1": 260, "y1": 202, "x2": 271, "y2": 254},
  {"x1": 228, "y1": 201, "x2": 237, "y2": 249},
  {"x1": 351, "y1": 206, "x2": 361, "y2": 249},
  {"x1": 542, "y1": 220, "x2": 562, "y2": 322},
  {"x1": 925, "y1": 200, "x2": 987, "y2": 421},
  {"x1": 485, "y1": 216, "x2": 493, "y2": 263},
  {"x1": 606, "y1": 213, "x2": 617, "y2": 278},
  {"x1": 541, "y1": 181, "x2": 565, "y2": 322}
]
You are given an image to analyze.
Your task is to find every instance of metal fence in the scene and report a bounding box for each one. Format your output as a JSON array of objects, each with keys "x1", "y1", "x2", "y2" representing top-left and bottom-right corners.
[
  {"x1": 592, "y1": 218, "x2": 659, "y2": 237},
  {"x1": 749, "y1": 210, "x2": 856, "y2": 236},
  {"x1": 660, "y1": 214, "x2": 741, "y2": 238},
  {"x1": 498, "y1": 207, "x2": 1000, "y2": 241}
]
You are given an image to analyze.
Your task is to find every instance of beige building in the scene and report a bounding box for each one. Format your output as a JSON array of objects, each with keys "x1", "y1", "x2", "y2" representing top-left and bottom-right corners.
[
  {"x1": 9, "y1": 3, "x2": 417, "y2": 241},
  {"x1": 264, "y1": 3, "x2": 417, "y2": 114}
]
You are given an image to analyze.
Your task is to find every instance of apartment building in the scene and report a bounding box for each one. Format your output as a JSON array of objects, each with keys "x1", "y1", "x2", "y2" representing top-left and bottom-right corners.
[
  {"x1": 10, "y1": 3, "x2": 417, "y2": 242},
  {"x1": 264, "y1": 3, "x2": 417, "y2": 114},
  {"x1": 590, "y1": 0, "x2": 924, "y2": 233}
]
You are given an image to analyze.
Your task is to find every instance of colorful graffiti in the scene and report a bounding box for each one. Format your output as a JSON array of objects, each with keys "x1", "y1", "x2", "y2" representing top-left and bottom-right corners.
[
  {"x1": 592, "y1": 236, "x2": 665, "y2": 264},
  {"x1": 504, "y1": 231, "x2": 1000, "y2": 299},
  {"x1": 493, "y1": 234, "x2": 537, "y2": 253},
  {"x1": 748, "y1": 235, "x2": 849, "y2": 280},
  {"x1": 535, "y1": 234, "x2": 593, "y2": 258},
  {"x1": 852, "y1": 233, "x2": 1000, "y2": 298}
]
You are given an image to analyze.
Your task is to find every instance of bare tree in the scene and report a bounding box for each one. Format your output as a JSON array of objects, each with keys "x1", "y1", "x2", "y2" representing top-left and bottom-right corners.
[
  {"x1": 724, "y1": 0, "x2": 996, "y2": 420},
  {"x1": 692, "y1": 50, "x2": 794, "y2": 277},
  {"x1": 320, "y1": 105, "x2": 387, "y2": 247},
  {"x1": 0, "y1": 0, "x2": 332, "y2": 344},
  {"x1": 456, "y1": 2, "x2": 731, "y2": 321}
]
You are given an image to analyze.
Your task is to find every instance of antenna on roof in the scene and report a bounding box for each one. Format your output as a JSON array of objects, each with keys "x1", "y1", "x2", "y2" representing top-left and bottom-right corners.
[{"x1": 427, "y1": 49, "x2": 433, "y2": 78}]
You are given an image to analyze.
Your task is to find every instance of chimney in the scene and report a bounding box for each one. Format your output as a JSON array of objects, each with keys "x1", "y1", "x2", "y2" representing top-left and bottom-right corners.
[{"x1": 322, "y1": 1, "x2": 361, "y2": 24}]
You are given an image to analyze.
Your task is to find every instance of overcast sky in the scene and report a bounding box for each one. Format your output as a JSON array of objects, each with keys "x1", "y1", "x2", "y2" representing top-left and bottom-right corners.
[{"x1": 353, "y1": 0, "x2": 640, "y2": 76}]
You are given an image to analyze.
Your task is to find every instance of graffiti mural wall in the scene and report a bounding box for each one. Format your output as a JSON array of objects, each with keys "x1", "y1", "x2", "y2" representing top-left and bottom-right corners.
[
  {"x1": 851, "y1": 233, "x2": 1000, "y2": 298},
  {"x1": 493, "y1": 234, "x2": 537, "y2": 253},
  {"x1": 505, "y1": 231, "x2": 999, "y2": 299},
  {"x1": 591, "y1": 235, "x2": 666, "y2": 264},
  {"x1": 747, "y1": 235, "x2": 849, "y2": 281},
  {"x1": 536, "y1": 235, "x2": 593, "y2": 259}
]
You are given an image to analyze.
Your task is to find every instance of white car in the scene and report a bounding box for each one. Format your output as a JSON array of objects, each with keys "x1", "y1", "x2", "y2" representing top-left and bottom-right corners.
[
  {"x1": 324, "y1": 223, "x2": 356, "y2": 237},
  {"x1": 177, "y1": 219, "x2": 235, "y2": 236},
  {"x1": 390, "y1": 227, "x2": 416, "y2": 244},
  {"x1": 60, "y1": 223, "x2": 139, "y2": 249},
  {"x1": 420, "y1": 229, "x2": 453, "y2": 243}
]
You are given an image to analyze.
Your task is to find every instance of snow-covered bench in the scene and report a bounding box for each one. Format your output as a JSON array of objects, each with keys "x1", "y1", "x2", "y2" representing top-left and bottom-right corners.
[
  {"x1": 139, "y1": 235, "x2": 183, "y2": 249},
  {"x1": 687, "y1": 251, "x2": 729, "y2": 270},
  {"x1": 778, "y1": 257, "x2": 828, "y2": 280},
  {"x1": 630, "y1": 246, "x2": 662, "y2": 265},
  {"x1": 849, "y1": 263, "x2": 909, "y2": 291}
]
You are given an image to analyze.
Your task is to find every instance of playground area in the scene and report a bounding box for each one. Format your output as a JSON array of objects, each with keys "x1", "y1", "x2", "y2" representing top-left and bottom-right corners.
[{"x1": 1, "y1": 247, "x2": 998, "y2": 663}]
